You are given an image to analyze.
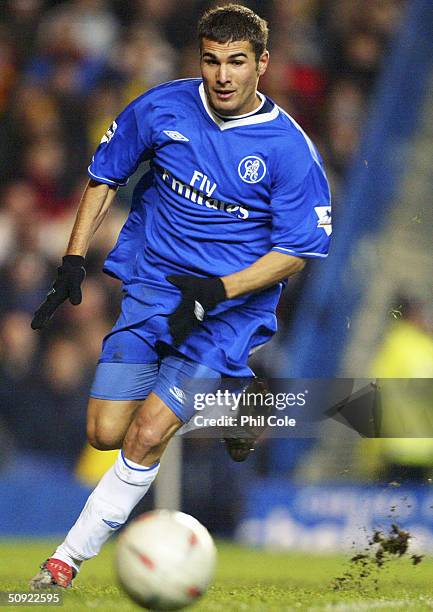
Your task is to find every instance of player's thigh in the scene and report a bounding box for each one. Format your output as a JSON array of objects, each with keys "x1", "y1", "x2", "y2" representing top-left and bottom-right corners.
[{"x1": 86, "y1": 397, "x2": 143, "y2": 450}]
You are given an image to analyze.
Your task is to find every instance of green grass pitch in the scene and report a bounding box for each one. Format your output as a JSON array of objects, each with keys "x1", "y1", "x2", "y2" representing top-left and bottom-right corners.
[{"x1": 1, "y1": 539, "x2": 432, "y2": 610}]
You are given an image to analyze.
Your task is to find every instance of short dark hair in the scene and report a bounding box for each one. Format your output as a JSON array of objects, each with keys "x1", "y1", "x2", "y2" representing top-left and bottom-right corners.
[{"x1": 198, "y1": 4, "x2": 269, "y2": 62}]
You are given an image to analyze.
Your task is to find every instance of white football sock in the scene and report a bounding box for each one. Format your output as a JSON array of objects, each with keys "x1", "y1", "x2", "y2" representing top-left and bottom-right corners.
[{"x1": 53, "y1": 451, "x2": 159, "y2": 571}]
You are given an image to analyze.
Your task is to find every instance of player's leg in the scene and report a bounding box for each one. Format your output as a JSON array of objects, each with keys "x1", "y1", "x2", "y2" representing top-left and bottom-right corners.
[
  {"x1": 30, "y1": 329, "x2": 162, "y2": 589},
  {"x1": 30, "y1": 351, "x2": 220, "y2": 589},
  {"x1": 49, "y1": 392, "x2": 182, "y2": 581},
  {"x1": 55, "y1": 353, "x2": 221, "y2": 571}
]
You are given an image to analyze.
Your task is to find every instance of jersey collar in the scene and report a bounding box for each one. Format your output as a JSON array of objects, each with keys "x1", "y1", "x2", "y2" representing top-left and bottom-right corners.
[{"x1": 198, "y1": 82, "x2": 279, "y2": 130}]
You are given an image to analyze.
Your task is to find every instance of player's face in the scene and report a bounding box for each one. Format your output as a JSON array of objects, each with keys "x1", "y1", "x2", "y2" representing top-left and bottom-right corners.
[{"x1": 200, "y1": 39, "x2": 269, "y2": 117}]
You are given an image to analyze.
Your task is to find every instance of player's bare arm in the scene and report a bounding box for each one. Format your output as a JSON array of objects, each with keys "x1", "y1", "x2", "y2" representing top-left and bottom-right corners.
[
  {"x1": 31, "y1": 180, "x2": 117, "y2": 329},
  {"x1": 66, "y1": 179, "x2": 118, "y2": 256},
  {"x1": 221, "y1": 251, "x2": 305, "y2": 299}
]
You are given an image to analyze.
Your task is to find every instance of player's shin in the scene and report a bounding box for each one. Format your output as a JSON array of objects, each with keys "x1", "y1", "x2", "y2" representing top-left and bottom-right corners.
[{"x1": 53, "y1": 451, "x2": 159, "y2": 570}]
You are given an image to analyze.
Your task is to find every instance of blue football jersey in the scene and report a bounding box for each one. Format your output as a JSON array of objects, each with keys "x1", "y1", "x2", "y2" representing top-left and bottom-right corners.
[{"x1": 88, "y1": 78, "x2": 331, "y2": 376}]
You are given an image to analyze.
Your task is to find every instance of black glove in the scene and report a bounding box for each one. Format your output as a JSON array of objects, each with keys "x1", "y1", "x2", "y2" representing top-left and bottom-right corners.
[
  {"x1": 167, "y1": 275, "x2": 227, "y2": 345},
  {"x1": 31, "y1": 255, "x2": 86, "y2": 330}
]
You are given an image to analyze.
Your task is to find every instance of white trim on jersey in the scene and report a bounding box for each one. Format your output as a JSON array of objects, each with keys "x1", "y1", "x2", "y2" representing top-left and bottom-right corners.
[
  {"x1": 248, "y1": 341, "x2": 267, "y2": 356},
  {"x1": 198, "y1": 83, "x2": 279, "y2": 130},
  {"x1": 88, "y1": 167, "x2": 128, "y2": 186},
  {"x1": 272, "y1": 246, "x2": 328, "y2": 258}
]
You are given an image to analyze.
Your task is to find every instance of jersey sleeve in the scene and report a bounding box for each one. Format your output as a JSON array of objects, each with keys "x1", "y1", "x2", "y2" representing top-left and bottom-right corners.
[
  {"x1": 270, "y1": 138, "x2": 332, "y2": 259},
  {"x1": 88, "y1": 95, "x2": 154, "y2": 186}
]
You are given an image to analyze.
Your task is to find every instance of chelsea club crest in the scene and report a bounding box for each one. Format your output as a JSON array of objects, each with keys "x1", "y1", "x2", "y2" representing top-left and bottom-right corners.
[{"x1": 238, "y1": 156, "x2": 267, "y2": 184}]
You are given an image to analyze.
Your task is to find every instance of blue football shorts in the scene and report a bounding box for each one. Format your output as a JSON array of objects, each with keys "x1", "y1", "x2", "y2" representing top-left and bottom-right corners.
[{"x1": 90, "y1": 328, "x2": 222, "y2": 422}]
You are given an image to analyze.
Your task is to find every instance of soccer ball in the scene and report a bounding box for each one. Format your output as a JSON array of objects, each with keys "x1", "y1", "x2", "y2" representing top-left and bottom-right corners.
[{"x1": 115, "y1": 510, "x2": 217, "y2": 610}]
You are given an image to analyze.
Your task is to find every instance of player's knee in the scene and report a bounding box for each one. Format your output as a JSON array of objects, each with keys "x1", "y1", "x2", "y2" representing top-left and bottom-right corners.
[
  {"x1": 128, "y1": 414, "x2": 166, "y2": 452},
  {"x1": 87, "y1": 421, "x2": 123, "y2": 451}
]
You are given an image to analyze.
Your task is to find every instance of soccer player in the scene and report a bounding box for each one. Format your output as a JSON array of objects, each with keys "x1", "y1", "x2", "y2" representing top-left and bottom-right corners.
[{"x1": 30, "y1": 4, "x2": 331, "y2": 588}]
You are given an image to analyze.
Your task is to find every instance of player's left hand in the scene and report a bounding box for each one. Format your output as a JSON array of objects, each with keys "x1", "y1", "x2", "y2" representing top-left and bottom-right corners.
[{"x1": 167, "y1": 275, "x2": 227, "y2": 345}]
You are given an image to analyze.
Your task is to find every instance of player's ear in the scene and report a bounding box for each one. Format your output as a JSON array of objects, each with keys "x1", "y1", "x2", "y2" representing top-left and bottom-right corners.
[{"x1": 257, "y1": 50, "x2": 269, "y2": 77}]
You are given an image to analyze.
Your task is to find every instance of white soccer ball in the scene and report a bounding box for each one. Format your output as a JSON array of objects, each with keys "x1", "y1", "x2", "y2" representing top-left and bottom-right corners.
[{"x1": 115, "y1": 510, "x2": 217, "y2": 610}]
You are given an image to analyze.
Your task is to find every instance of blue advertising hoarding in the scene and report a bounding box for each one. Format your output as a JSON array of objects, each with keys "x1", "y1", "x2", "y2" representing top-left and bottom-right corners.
[{"x1": 237, "y1": 479, "x2": 433, "y2": 553}]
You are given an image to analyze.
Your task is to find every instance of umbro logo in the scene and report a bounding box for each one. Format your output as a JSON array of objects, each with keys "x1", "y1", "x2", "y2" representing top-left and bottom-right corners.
[
  {"x1": 169, "y1": 386, "x2": 186, "y2": 404},
  {"x1": 102, "y1": 519, "x2": 124, "y2": 529},
  {"x1": 163, "y1": 130, "x2": 190, "y2": 142}
]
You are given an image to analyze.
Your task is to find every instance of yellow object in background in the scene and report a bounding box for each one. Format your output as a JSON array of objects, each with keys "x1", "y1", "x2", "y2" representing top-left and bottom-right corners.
[
  {"x1": 370, "y1": 320, "x2": 433, "y2": 378},
  {"x1": 360, "y1": 318, "x2": 433, "y2": 475},
  {"x1": 75, "y1": 444, "x2": 118, "y2": 486}
]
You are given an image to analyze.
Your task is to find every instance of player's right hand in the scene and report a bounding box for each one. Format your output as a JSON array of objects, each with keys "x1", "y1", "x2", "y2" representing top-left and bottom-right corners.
[
  {"x1": 166, "y1": 274, "x2": 226, "y2": 345},
  {"x1": 31, "y1": 255, "x2": 86, "y2": 330}
]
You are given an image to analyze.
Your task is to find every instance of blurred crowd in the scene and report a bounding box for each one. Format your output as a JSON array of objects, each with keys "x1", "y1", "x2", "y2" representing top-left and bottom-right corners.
[{"x1": 0, "y1": 0, "x2": 407, "y2": 465}]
